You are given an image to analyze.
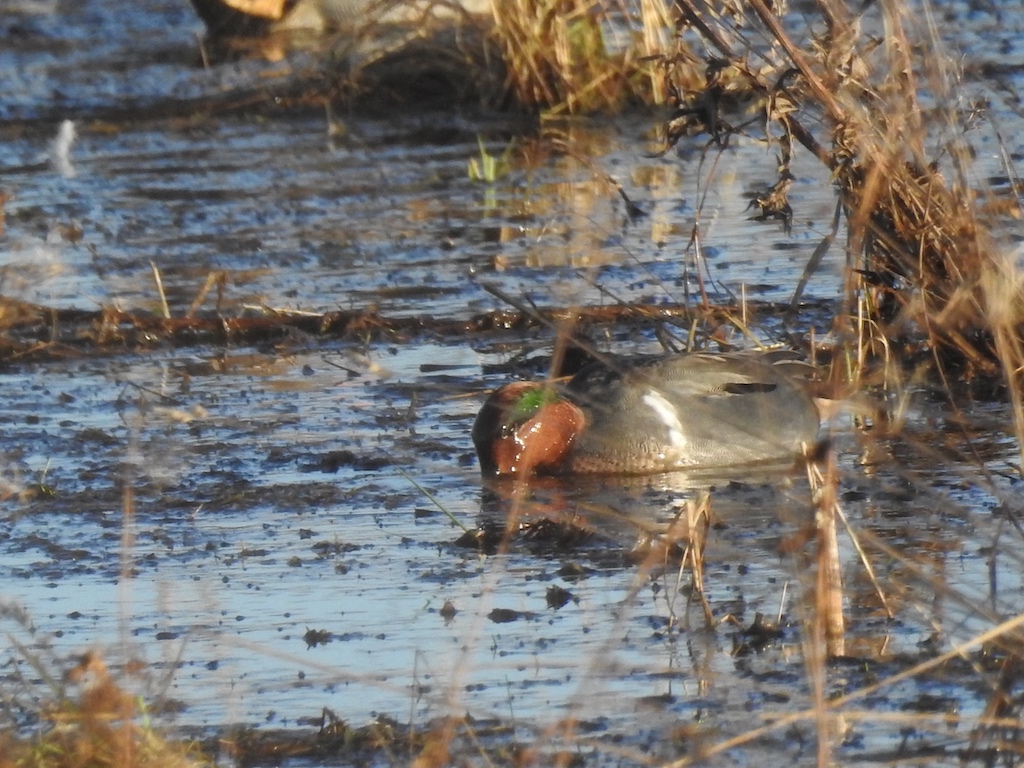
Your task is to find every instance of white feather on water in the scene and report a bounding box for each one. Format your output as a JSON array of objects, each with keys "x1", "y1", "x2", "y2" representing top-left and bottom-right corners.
[{"x1": 49, "y1": 120, "x2": 77, "y2": 179}]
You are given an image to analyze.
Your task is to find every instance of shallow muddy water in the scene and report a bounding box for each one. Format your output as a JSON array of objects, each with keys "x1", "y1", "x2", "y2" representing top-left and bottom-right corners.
[{"x1": 3, "y1": 1, "x2": 1024, "y2": 766}]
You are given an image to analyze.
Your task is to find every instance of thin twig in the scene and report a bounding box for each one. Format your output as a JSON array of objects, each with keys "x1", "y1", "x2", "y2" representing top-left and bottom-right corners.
[{"x1": 150, "y1": 261, "x2": 171, "y2": 320}]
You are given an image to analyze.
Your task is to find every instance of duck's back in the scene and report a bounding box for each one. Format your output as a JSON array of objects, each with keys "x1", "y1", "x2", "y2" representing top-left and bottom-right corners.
[{"x1": 564, "y1": 353, "x2": 820, "y2": 473}]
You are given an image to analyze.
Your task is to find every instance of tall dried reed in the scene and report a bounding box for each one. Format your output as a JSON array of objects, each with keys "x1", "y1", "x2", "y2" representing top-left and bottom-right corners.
[
  {"x1": 490, "y1": 0, "x2": 675, "y2": 112},
  {"x1": 656, "y1": 0, "x2": 1022, "y2": 387}
]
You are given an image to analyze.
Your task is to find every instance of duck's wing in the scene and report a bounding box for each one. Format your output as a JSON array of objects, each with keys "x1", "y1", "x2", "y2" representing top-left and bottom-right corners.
[
  {"x1": 650, "y1": 354, "x2": 821, "y2": 459},
  {"x1": 634, "y1": 352, "x2": 805, "y2": 394},
  {"x1": 565, "y1": 353, "x2": 820, "y2": 470},
  {"x1": 559, "y1": 360, "x2": 686, "y2": 471}
]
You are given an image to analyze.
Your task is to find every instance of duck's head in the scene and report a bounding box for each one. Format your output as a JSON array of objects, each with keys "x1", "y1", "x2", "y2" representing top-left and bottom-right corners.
[{"x1": 472, "y1": 382, "x2": 586, "y2": 477}]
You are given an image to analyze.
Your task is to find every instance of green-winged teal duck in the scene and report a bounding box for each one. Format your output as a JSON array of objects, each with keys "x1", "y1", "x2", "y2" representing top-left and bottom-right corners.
[{"x1": 473, "y1": 352, "x2": 821, "y2": 477}]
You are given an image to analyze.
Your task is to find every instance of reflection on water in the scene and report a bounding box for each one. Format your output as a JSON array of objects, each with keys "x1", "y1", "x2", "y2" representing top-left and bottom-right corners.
[{"x1": 476, "y1": 463, "x2": 816, "y2": 551}]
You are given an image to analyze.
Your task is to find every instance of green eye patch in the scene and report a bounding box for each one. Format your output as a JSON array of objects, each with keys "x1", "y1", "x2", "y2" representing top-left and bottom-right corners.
[{"x1": 507, "y1": 386, "x2": 560, "y2": 424}]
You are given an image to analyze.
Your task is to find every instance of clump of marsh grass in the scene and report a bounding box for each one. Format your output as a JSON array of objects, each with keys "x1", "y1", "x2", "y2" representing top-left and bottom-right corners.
[
  {"x1": 490, "y1": 0, "x2": 676, "y2": 112},
  {"x1": 657, "y1": 0, "x2": 1022, "y2": 387},
  {"x1": 0, "y1": 605, "x2": 207, "y2": 768},
  {"x1": 190, "y1": 0, "x2": 684, "y2": 111}
]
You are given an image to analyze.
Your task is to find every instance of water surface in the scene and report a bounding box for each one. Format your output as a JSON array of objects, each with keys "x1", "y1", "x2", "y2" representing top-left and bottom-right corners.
[{"x1": 2, "y1": 1, "x2": 1024, "y2": 765}]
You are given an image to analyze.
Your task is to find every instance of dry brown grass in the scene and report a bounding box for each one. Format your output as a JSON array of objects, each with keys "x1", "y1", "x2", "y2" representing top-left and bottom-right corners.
[
  {"x1": 640, "y1": 0, "x2": 1023, "y2": 392},
  {"x1": 569, "y1": 1, "x2": 1024, "y2": 761},
  {"x1": 490, "y1": 0, "x2": 675, "y2": 112},
  {"x1": 0, "y1": 649, "x2": 207, "y2": 768}
]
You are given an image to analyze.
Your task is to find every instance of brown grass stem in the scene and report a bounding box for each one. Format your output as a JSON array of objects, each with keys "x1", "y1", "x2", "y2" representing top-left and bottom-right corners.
[{"x1": 149, "y1": 262, "x2": 171, "y2": 321}]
